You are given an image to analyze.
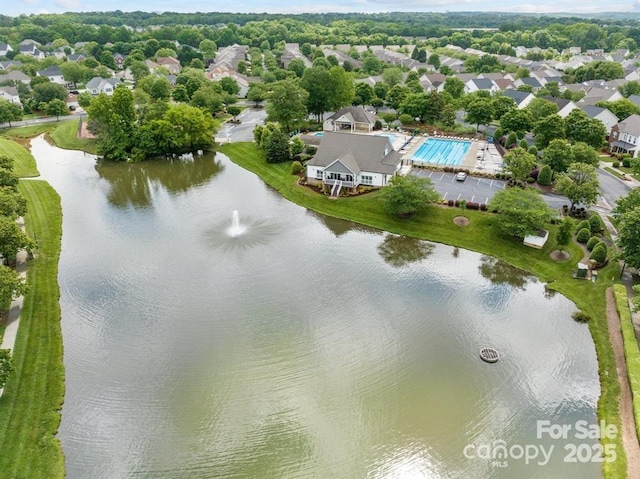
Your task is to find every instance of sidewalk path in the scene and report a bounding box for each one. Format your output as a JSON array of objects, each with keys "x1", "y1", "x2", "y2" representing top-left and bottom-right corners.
[
  {"x1": 0, "y1": 217, "x2": 28, "y2": 398},
  {"x1": 606, "y1": 287, "x2": 640, "y2": 479}
]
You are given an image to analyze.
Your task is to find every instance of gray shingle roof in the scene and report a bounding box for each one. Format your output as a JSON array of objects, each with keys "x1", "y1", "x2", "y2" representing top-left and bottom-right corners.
[
  {"x1": 503, "y1": 89, "x2": 531, "y2": 106},
  {"x1": 327, "y1": 106, "x2": 376, "y2": 125},
  {"x1": 307, "y1": 132, "x2": 401, "y2": 175},
  {"x1": 618, "y1": 114, "x2": 640, "y2": 136}
]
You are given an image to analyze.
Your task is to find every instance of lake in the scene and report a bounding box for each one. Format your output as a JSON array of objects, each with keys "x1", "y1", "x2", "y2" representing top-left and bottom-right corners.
[{"x1": 30, "y1": 137, "x2": 601, "y2": 478}]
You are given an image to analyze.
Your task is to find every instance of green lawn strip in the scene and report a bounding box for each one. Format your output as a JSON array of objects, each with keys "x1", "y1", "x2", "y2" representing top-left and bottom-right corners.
[
  {"x1": 604, "y1": 167, "x2": 625, "y2": 180},
  {"x1": 0, "y1": 180, "x2": 64, "y2": 478},
  {"x1": 220, "y1": 141, "x2": 626, "y2": 478},
  {"x1": 0, "y1": 138, "x2": 39, "y2": 178},
  {"x1": 0, "y1": 123, "x2": 57, "y2": 139},
  {"x1": 614, "y1": 284, "x2": 640, "y2": 442},
  {"x1": 48, "y1": 119, "x2": 98, "y2": 154}
]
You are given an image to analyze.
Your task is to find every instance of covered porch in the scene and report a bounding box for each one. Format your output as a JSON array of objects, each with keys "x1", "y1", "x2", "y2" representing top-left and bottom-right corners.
[{"x1": 610, "y1": 140, "x2": 639, "y2": 157}]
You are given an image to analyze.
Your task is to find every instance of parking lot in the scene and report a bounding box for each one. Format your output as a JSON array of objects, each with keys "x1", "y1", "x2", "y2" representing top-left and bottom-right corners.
[{"x1": 411, "y1": 169, "x2": 507, "y2": 205}]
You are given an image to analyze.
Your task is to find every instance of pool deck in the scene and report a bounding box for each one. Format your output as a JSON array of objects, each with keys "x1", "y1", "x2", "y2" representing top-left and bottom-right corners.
[{"x1": 402, "y1": 135, "x2": 503, "y2": 173}]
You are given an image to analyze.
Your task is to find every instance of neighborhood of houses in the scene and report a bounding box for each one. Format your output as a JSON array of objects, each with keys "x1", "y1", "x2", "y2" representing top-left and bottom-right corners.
[{"x1": 2, "y1": 37, "x2": 640, "y2": 162}]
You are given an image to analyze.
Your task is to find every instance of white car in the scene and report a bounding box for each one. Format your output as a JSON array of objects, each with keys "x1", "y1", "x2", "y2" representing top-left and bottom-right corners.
[{"x1": 455, "y1": 172, "x2": 468, "y2": 182}]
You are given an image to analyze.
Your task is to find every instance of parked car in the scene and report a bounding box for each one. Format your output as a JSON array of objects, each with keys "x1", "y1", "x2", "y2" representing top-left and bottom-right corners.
[{"x1": 455, "y1": 172, "x2": 467, "y2": 182}]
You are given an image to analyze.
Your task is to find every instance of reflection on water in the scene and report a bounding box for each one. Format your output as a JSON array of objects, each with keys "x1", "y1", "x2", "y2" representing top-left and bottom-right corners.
[
  {"x1": 478, "y1": 255, "x2": 534, "y2": 290},
  {"x1": 95, "y1": 153, "x2": 223, "y2": 209},
  {"x1": 28, "y1": 136, "x2": 601, "y2": 479},
  {"x1": 306, "y1": 209, "x2": 379, "y2": 237},
  {"x1": 377, "y1": 233, "x2": 436, "y2": 268}
]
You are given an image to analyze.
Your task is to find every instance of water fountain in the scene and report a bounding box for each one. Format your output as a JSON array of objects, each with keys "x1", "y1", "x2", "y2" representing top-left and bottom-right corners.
[{"x1": 227, "y1": 210, "x2": 246, "y2": 238}]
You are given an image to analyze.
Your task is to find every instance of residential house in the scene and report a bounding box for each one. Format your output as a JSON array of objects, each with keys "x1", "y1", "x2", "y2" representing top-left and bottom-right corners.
[
  {"x1": 580, "y1": 105, "x2": 619, "y2": 135},
  {"x1": 494, "y1": 78, "x2": 515, "y2": 91},
  {"x1": 321, "y1": 48, "x2": 361, "y2": 69},
  {"x1": 0, "y1": 44, "x2": 12, "y2": 57},
  {"x1": 464, "y1": 78, "x2": 499, "y2": 94},
  {"x1": 419, "y1": 73, "x2": 446, "y2": 92},
  {"x1": 51, "y1": 47, "x2": 68, "y2": 59},
  {"x1": 280, "y1": 43, "x2": 312, "y2": 69},
  {"x1": 85, "y1": 77, "x2": 120, "y2": 95},
  {"x1": 503, "y1": 89, "x2": 535, "y2": 109},
  {"x1": 512, "y1": 77, "x2": 543, "y2": 92},
  {"x1": 610, "y1": 114, "x2": 640, "y2": 157},
  {"x1": 0, "y1": 86, "x2": 21, "y2": 105},
  {"x1": 66, "y1": 53, "x2": 86, "y2": 62},
  {"x1": 628, "y1": 94, "x2": 640, "y2": 107},
  {"x1": 113, "y1": 53, "x2": 127, "y2": 69},
  {"x1": 18, "y1": 43, "x2": 44, "y2": 60},
  {"x1": 306, "y1": 132, "x2": 402, "y2": 189},
  {"x1": 1, "y1": 70, "x2": 30, "y2": 85},
  {"x1": 323, "y1": 106, "x2": 377, "y2": 132},
  {"x1": 0, "y1": 60, "x2": 21, "y2": 71},
  {"x1": 546, "y1": 97, "x2": 579, "y2": 118},
  {"x1": 211, "y1": 44, "x2": 248, "y2": 72},
  {"x1": 156, "y1": 56, "x2": 181, "y2": 75},
  {"x1": 36, "y1": 66, "x2": 66, "y2": 85},
  {"x1": 580, "y1": 86, "x2": 623, "y2": 106},
  {"x1": 205, "y1": 70, "x2": 251, "y2": 97}
]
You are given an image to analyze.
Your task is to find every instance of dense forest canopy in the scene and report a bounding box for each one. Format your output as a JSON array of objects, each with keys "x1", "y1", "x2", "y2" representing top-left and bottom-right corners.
[{"x1": 0, "y1": 11, "x2": 639, "y2": 52}]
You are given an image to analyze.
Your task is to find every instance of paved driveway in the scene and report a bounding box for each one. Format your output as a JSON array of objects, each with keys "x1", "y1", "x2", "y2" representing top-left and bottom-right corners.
[{"x1": 216, "y1": 107, "x2": 267, "y2": 143}]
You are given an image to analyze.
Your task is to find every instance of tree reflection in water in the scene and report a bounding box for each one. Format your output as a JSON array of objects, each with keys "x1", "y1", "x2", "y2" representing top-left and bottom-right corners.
[
  {"x1": 378, "y1": 233, "x2": 435, "y2": 268},
  {"x1": 95, "y1": 152, "x2": 224, "y2": 209},
  {"x1": 478, "y1": 255, "x2": 534, "y2": 290}
]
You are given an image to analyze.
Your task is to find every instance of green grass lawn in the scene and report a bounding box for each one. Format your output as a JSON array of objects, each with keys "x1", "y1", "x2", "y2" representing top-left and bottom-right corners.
[
  {"x1": 220, "y1": 142, "x2": 626, "y2": 478},
  {"x1": 0, "y1": 119, "x2": 98, "y2": 155},
  {"x1": 0, "y1": 138, "x2": 39, "y2": 178},
  {"x1": 0, "y1": 180, "x2": 64, "y2": 479}
]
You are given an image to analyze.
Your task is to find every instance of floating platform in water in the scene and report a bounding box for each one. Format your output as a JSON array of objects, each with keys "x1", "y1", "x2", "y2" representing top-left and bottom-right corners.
[{"x1": 480, "y1": 347, "x2": 499, "y2": 363}]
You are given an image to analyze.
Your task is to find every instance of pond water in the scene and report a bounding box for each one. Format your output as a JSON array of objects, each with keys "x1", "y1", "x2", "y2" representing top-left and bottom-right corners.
[{"x1": 30, "y1": 137, "x2": 601, "y2": 478}]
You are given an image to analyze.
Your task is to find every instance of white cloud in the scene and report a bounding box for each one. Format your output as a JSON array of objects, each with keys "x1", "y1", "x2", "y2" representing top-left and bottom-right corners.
[{"x1": 53, "y1": 0, "x2": 81, "y2": 9}]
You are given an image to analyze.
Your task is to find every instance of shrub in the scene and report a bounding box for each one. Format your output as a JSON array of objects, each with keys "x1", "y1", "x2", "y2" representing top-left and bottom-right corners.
[
  {"x1": 575, "y1": 220, "x2": 590, "y2": 234},
  {"x1": 576, "y1": 227, "x2": 591, "y2": 243},
  {"x1": 374, "y1": 119, "x2": 382, "y2": 130},
  {"x1": 447, "y1": 199, "x2": 454, "y2": 206},
  {"x1": 519, "y1": 139, "x2": 528, "y2": 149},
  {"x1": 526, "y1": 177, "x2": 535, "y2": 183},
  {"x1": 291, "y1": 160, "x2": 303, "y2": 174},
  {"x1": 398, "y1": 113, "x2": 414, "y2": 125},
  {"x1": 586, "y1": 236, "x2": 601, "y2": 251},
  {"x1": 493, "y1": 128, "x2": 503, "y2": 139},
  {"x1": 623, "y1": 158, "x2": 631, "y2": 168},
  {"x1": 305, "y1": 145, "x2": 317, "y2": 155},
  {"x1": 528, "y1": 145, "x2": 538, "y2": 157},
  {"x1": 466, "y1": 201, "x2": 479, "y2": 210},
  {"x1": 530, "y1": 168, "x2": 539, "y2": 180},
  {"x1": 572, "y1": 311, "x2": 591, "y2": 323},
  {"x1": 459, "y1": 199, "x2": 467, "y2": 209},
  {"x1": 590, "y1": 243, "x2": 607, "y2": 265},
  {"x1": 506, "y1": 132, "x2": 518, "y2": 149},
  {"x1": 480, "y1": 203, "x2": 488, "y2": 211},
  {"x1": 537, "y1": 164, "x2": 552, "y2": 186},
  {"x1": 613, "y1": 161, "x2": 620, "y2": 168},
  {"x1": 588, "y1": 214, "x2": 603, "y2": 234}
]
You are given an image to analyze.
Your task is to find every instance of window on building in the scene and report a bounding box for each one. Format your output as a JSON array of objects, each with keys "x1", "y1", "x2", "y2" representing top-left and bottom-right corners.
[
  {"x1": 361, "y1": 175, "x2": 373, "y2": 185},
  {"x1": 315, "y1": 169, "x2": 323, "y2": 179}
]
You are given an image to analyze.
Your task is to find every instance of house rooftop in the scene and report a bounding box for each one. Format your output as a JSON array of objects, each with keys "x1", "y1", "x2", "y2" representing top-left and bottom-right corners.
[
  {"x1": 307, "y1": 131, "x2": 401, "y2": 175},
  {"x1": 327, "y1": 106, "x2": 377, "y2": 125},
  {"x1": 617, "y1": 114, "x2": 640, "y2": 136}
]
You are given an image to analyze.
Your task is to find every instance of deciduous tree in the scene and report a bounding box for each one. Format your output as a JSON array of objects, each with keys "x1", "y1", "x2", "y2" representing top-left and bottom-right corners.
[
  {"x1": 266, "y1": 79, "x2": 308, "y2": 131},
  {"x1": 379, "y1": 175, "x2": 440, "y2": 217},
  {"x1": 503, "y1": 147, "x2": 537, "y2": 182},
  {"x1": 554, "y1": 163, "x2": 600, "y2": 209},
  {"x1": 489, "y1": 188, "x2": 554, "y2": 238}
]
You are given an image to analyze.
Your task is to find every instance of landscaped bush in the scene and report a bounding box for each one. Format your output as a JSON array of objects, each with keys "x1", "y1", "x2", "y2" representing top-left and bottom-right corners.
[
  {"x1": 291, "y1": 160, "x2": 303, "y2": 174},
  {"x1": 575, "y1": 220, "x2": 590, "y2": 234},
  {"x1": 572, "y1": 311, "x2": 591, "y2": 323},
  {"x1": 589, "y1": 214, "x2": 603, "y2": 233},
  {"x1": 537, "y1": 165, "x2": 552, "y2": 186},
  {"x1": 398, "y1": 113, "x2": 414, "y2": 125},
  {"x1": 576, "y1": 227, "x2": 591, "y2": 243},
  {"x1": 480, "y1": 203, "x2": 488, "y2": 211},
  {"x1": 623, "y1": 155, "x2": 632, "y2": 168},
  {"x1": 526, "y1": 177, "x2": 535, "y2": 183},
  {"x1": 447, "y1": 199, "x2": 454, "y2": 206},
  {"x1": 528, "y1": 145, "x2": 538, "y2": 157},
  {"x1": 374, "y1": 120, "x2": 382, "y2": 130},
  {"x1": 519, "y1": 139, "x2": 528, "y2": 149},
  {"x1": 529, "y1": 168, "x2": 539, "y2": 180},
  {"x1": 466, "y1": 202, "x2": 479, "y2": 210},
  {"x1": 590, "y1": 243, "x2": 607, "y2": 265},
  {"x1": 305, "y1": 145, "x2": 317, "y2": 155},
  {"x1": 613, "y1": 161, "x2": 620, "y2": 168},
  {"x1": 506, "y1": 132, "x2": 517, "y2": 149},
  {"x1": 586, "y1": 236, "x2": 601, "y2": 251}
]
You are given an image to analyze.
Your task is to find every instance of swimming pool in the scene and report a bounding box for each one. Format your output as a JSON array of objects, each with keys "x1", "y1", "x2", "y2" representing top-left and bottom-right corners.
[
  {"x1": 377, "y1": 133, "x2": 397, "y2": 143},
  {"x1": 411, "y1": 138, "x2": 471, "y2": 166}
]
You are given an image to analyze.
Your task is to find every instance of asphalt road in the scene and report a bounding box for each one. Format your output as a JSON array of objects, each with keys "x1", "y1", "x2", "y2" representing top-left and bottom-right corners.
[
  {"x1": 0, "y1": 110, "x2": 87, "y2": 130},
  {"x1": 216, "y1": 107, "x2": 267, "y2": 143},
  {"x1": 597, "y1": 167, "x2": 634, "y2": 211}
]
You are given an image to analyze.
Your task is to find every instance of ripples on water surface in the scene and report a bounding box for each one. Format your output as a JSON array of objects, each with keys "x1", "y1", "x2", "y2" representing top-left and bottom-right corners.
[{"x1": 30, "y1": 137, "x2": 601, "y2": 478}]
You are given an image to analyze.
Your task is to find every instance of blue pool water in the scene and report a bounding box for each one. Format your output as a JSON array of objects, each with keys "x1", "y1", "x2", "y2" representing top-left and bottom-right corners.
[
  {"x1": 378, "y1": 133, "x2": 397, "y2": 143},
  {"x1": 411, "y1": 138, "x2": 471, "y2": 166}
]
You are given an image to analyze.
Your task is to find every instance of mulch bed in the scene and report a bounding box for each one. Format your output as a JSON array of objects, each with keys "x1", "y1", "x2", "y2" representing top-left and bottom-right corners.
[{"x1": 453, "y1": 216, "x2": 469, "y2": 226}]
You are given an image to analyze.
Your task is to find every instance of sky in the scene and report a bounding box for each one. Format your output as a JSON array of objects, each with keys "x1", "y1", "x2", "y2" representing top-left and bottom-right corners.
[{"x1": 3, "y1": 0, "x2": 640, "y2": 17}]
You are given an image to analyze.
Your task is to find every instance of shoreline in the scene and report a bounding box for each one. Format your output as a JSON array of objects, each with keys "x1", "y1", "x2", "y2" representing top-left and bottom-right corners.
[{"x1": 220, "y1": 141, "x2": 628, "y2": 478}]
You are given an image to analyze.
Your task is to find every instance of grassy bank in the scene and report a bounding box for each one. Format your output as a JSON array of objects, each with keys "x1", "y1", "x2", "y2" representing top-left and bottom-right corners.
[
  {"x1": 1, "y1": 119, "x2": 98, "y2": 155},
  {"x1": 0, "y1": 180, "x2": 64, "y2": 478},
  {"x1": 220, "y1": 142, "x2": 625, "y2": 478},
  {"x1": 614, "y1": 284, "x2": 640, "y2": 442},
  {"x1": 0, "y1": 138, "x2": 39, "y2": 178}
]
